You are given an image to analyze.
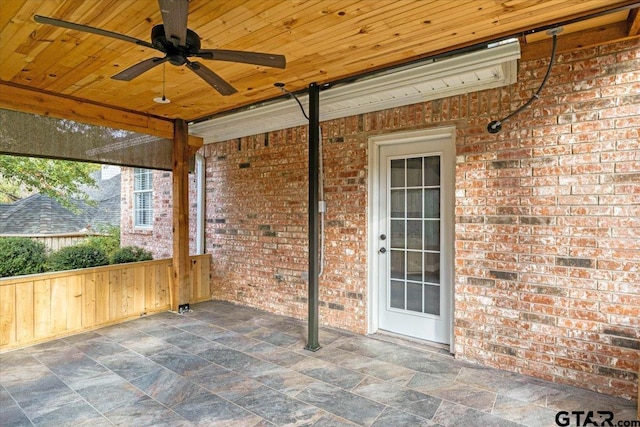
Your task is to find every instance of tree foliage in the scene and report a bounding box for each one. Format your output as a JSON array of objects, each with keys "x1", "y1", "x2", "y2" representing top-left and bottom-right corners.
[{"x1": 0, "y1": 155, "x2": 98, "y2": 209}]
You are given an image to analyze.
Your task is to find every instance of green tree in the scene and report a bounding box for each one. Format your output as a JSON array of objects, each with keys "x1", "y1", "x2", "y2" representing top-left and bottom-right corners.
[{"x1": 0, "y1": 155, "x2": 98, "y2": 210}]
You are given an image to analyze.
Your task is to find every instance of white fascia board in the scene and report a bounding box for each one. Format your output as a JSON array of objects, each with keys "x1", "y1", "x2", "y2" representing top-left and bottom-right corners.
[{"x1": 190, "y1": 42, "x2": 520, "y2": 143}]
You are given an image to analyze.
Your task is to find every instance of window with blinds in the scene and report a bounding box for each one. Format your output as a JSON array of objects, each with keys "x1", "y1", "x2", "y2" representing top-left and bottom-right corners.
[{"x1": 133, "y1": 168, "x2": 153, "y2": 228}]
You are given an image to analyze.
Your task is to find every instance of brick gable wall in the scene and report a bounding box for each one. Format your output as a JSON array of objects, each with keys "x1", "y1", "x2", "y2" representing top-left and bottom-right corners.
[{"x1": 121, "y1": 39, "x2": 639, "y2": 399}]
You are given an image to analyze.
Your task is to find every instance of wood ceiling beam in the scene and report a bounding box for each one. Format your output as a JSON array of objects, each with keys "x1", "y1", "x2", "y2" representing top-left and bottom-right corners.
[
  {"x1": 628, "y1": 8, "x2": 640, "y2": 35},
  {"x1": 0, "y1": 82, "x2": 203, "y2": 148},
  {"x1": 521, "y1": 21, "x2": 639, "y2": 61},
  {"x1": 0, "y1": 82, "x2": 173, "y2": 138}
]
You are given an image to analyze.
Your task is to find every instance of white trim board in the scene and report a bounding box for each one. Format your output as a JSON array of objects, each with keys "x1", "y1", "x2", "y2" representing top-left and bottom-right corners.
[{"x1": 190, "y1": 43, "x2": 520, "y2": 143}]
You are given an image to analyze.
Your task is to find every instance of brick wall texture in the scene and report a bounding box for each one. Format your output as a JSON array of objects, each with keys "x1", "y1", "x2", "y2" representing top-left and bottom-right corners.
[
  {"x1": 121, "y1": 169, "x2": 198, "y2": 258},
  {"x1": 121, "y1": 39, "x2": 639, "y2": 399}
]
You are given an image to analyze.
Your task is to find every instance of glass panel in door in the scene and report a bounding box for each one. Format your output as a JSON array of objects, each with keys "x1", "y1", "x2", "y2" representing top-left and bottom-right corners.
[{"x1": 387, "y1": 155, "x2": 441, "y2": 316}]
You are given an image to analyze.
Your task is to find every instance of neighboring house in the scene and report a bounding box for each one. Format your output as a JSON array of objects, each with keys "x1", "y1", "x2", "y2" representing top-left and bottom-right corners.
[
  {"x1": 0, "y1": 166, "x2": 121, "y2": 250},
  {"x1": 120, "y1": 167, "x2": 199, "y2": 259},
  {"x1": 121, "y1": 37, "x2": 639, "y2": 400}
]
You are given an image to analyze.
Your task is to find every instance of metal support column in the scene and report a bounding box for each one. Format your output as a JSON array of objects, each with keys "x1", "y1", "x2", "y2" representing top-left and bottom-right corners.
[{"x1": 305, "y1": 82, "x2": 321, "y2": 351}]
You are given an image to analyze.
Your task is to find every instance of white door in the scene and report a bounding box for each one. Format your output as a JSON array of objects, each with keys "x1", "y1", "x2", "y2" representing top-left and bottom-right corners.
[{"x1": 376, "y1": 135, "x2": 454, "y2": 344}]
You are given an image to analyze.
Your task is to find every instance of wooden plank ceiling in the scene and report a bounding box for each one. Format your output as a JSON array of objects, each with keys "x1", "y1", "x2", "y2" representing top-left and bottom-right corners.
[{"x1": 1, "y1": 0, "x2": 639, "y2": 130}]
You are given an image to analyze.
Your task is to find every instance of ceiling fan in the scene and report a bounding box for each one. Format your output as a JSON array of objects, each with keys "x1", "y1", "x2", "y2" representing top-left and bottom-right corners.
[{"x1": 34, "y1": 0, "x2": 286, "y2": 96}]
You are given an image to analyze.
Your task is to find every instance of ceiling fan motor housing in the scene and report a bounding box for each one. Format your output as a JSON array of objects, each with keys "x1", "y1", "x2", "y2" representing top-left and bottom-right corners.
[{"x1": 151, "y1": 24, "x2": 201, "y2": 65}]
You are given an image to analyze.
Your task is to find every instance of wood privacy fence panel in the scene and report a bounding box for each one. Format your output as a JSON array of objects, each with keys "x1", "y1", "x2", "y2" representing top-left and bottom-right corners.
[
  {"x1": 2, "y1": 233, "x2": 99, "y2": 252},
  {"x1": 32, "y1": 235, "x2": 90, "y2": 251},
  {"x1": 0, "y1": 254, "x2": 211, "y2": 350}
]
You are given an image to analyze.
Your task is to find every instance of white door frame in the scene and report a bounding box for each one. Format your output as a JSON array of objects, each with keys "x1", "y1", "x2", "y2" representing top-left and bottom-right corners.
[{"x1": 367, "y1": 126, "x2": 456, "y2": 349}]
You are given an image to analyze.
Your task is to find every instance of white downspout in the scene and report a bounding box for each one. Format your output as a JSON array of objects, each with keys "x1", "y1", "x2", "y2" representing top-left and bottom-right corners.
[{"x1": 195, "y1": 153, "x2": 205, "y2": 255}]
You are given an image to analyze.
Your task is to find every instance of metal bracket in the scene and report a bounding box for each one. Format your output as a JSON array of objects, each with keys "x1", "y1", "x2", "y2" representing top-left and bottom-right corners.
[
  {"x1": 304, "y1": 343, "x2": 322, "y2": 352},
  {"x1": 546, "y1": 27, "x2": 564, "y2": 36}
]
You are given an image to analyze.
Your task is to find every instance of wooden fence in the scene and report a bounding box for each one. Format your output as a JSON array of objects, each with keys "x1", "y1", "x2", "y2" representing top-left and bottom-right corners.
[
  {"x1": 0, "y1": 254, "x2": 211, "y2": 350},
  {"x1": 1, "y1": 233, "x2": 101, "y2": 251}
]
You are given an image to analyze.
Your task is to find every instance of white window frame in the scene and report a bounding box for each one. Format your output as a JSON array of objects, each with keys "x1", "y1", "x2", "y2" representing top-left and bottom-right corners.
[{"x1": 133, "y1": 168, "x2": 153, "y2": 228}]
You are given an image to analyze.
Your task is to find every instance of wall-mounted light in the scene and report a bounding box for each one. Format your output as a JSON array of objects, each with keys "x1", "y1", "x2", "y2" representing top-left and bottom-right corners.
[{"x1": 487, "y1": 27, "x2": 563, "y2": 133}]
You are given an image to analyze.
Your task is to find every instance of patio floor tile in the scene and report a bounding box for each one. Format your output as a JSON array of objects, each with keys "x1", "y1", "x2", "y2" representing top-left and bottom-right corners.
[
  {"x1": 172, "y1": 388, "x2": 261, "y2": 426},
  {"x1": 147, "y1": 347, "x2": 211, "y2": 376},
  {"x1": 95, "y1": 349, "x2": 164, "y2": 381},
  {"x1": 103, "y1": 397, "x2": 192, "y2": 427},
  {"x1": 130, "y1": 367, "x2": 204, "y2": 408},
  {"x1": 493, "y1": 396, "x2": 560, "y2": 427},
  {"x1": 296, "y1": 381, "x2": 386, "y2": 426},
  {"x1": 432, "y1": 400, "x2": 521, "y2": 427},
  {"x1": 1, "y1": 402, "x2": 33, "y2": 427},
  {"x1": 73, "y1": 372, "x2": 147, "y2": 413},
  {"x1": 293, "y1": 356, "x2": 366, "y2": 389},
  {"x1": 234, "y1": 385, "x2": 325, "y2": 425},
  {"x1": 71, "y1": 336, "x2": 128, "y2": 359},
  {"x1": 30, "y1": 399, "x2": 110, "y2": 427},
  {"x1": 370, "y1": 407, "x2": 435, "y2": 427},
  {"x1": 252, "y1": 365, "x2": 320, "y2": 396},
  {"x1": 352, "y1": 376, "x2": 442, "y2": 420},
  {"x1": 418, "y1": 381, "x2": 497, "y2": 412},
  {"x1": 0, "y1": 300, "x2": 636, "y2": 426},
  {"x1": 4, "y1": 373, "x2": 82, "y2": 420},
  {"x1": 187, "y1": 364, "x2": 263, "y2": 400}
]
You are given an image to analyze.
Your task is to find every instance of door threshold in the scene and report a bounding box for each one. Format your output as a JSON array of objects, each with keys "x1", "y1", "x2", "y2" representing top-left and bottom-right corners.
[{"x1": 369, "y1": 330, "x2": 453, "y2": 357}]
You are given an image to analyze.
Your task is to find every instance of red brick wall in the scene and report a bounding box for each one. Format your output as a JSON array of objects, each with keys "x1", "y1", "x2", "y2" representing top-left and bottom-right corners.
[
  {"x1": 453, "y1": 39, "x2": 639, "y2": 399},
  {"x1": 121, "y1": 39, "x2": 639, "y2": 399},
  {"x1": 202, "y1": 125, "x2": 369, "y2": 330}
]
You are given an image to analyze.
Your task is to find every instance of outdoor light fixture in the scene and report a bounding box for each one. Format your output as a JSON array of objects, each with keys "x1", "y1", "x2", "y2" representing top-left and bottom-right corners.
[
  {"x1": 274, "y1": 82, "x2": 309, "y2": 120},
  {"x1": 487, "y1": 27, "x2": 563, "y2": 133}
]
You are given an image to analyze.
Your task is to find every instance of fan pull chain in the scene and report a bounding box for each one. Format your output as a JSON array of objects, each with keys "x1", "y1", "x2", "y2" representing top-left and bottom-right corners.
[{"x1": 154, "y1": 63, "x2": 171, "y2": 104}]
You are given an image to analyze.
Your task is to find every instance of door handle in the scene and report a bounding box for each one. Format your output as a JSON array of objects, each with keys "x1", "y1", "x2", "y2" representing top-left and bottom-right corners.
[{"x1": 379, "y1": 247, "x2": 387, "y2": 254}]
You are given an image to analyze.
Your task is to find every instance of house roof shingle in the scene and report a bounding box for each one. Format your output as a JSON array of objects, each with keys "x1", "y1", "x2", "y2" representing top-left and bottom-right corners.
[{"x1": 0, "y1": 173, "x2": 121, "y2": 235}]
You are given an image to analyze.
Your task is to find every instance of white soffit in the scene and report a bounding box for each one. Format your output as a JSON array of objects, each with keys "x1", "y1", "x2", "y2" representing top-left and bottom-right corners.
[{"x1": 190, "y1": 42, "x2": 521, "y2": 143}]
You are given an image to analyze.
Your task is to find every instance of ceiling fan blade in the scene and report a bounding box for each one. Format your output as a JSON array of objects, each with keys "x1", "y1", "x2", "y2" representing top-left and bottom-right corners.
[
  {"x1": 112, "y1": 57, "x2": 169, "y2": 81},
  {"x1": 34, "y1": 15, "x2": 155, "y2": 49},
  {"x1": 196, "y1": 49, "x2": 286, "y2": 69},
  {"x1": 186, "y1": 61, "x2": 237, "y2": 96},
  {"x1": 158, "y1": 0, "x2": 188, "y2": 47}
]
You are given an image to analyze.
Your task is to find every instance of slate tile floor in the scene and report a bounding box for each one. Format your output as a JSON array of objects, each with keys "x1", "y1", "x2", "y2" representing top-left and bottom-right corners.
[{"x1": 1, "y1": 300, "x2": 636, "y2": 426}]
